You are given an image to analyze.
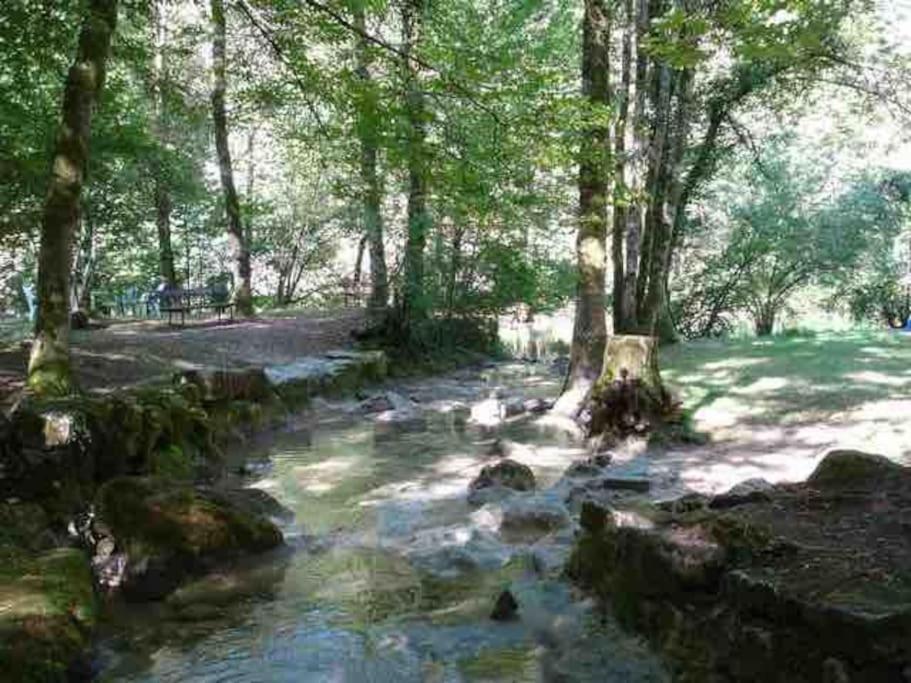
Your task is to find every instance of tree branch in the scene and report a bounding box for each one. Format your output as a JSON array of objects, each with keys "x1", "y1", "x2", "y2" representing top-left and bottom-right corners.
[
  {"x1": 233, "y1": 0, "x2": 330, "y2": 135},
  {"x1": 298, "y1": 0, "x2": 503, "y2": 123}
]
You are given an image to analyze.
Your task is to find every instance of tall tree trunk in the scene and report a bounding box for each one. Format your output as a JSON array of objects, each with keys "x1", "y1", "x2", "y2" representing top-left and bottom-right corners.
[
  {"x1": 558, "y1": 0, "x2": 611, "y2": 413},
  {"x1": 646, "y1": 68, "x2": 693, "y2": 339},
  {"x1": 211, "y1": 0, "x2": 253, "y2": 316},
  {"x1": 354, "y1": 7, "x2": 389, "y2": 323},
  {"x1": 152, "y1": 0, "x2": 177, "y2": 288},
  {"x1": 446, "y1": 225, "x2": 464, "y2": 319},
  {"x1": 638, "y1": 63, "x2": 678, "y2": 331},
  {"x1": 72, "y1": 208, "x2": 95, "y2": 312},
  {"x1": 616, "y1": 0, "x2": 650, "y2": 333},
  {"x1": 28, "y1": 0, "x2": 118, "y2": 396},
  {"x1": 610, "y1": 0, "x2": 633, "y2": 332},
  {"x1": 353, "y1": 234, "x2": 368, "y2": 294},
  {"x1": 398, "y1": 0, "x2": 430, "y2": 335},
  {"x1": 245, "y1": 126, "x2": 255, "y2": 246}
]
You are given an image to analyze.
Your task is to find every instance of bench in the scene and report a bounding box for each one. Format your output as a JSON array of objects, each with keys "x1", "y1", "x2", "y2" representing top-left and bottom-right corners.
[{"x1": 151, "y1": 286, "x2": 234, "y2": 326}]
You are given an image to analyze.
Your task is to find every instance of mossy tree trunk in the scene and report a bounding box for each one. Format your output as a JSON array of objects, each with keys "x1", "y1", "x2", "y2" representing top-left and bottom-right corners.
[
  {"x1": 211, "y1": 0, "x2": 254, "y2": 317},
  {"x1": 558, "y1": 0, "x2": 611, "y2": 414},
  {"x1": 152, "y1": 0, "x2": 177, "y2": 289},
  {"x1": 589, "y1": 334, "x2": 671, "y2": 436},
  {"x1": 28, "y1": 0, "x2": 118, "y2": 396},
  {"x1": 354, "y1": 6, "x2": 389, "y2": 324},
  {"x1": 398, "y1": 0, "x2": 431, "y2": 337}
]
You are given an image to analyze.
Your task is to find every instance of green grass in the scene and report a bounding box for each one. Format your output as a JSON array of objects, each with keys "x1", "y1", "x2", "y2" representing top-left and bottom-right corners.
[{"x1": 660, "y1": 329, "x2": 911, "y2": 428}]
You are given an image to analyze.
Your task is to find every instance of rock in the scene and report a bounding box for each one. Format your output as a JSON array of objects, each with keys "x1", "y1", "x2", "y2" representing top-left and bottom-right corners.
[
  {"x1": 0, "y1": 546, "x2": 97, "y2": 681},
  {"x1": 501, "y1": 397, "x2": 527, "y2": 419},
  {"x1": 709, "y1": 478, "x2": 774, "y2": 509},
  {"x1": 591, "y1": 453, "x2": 613, "y2": 468},
  {"x1": 200, "y1": 486, "x2": 294, "y2": 523},
  {"x1": 176, "y1": 368, "x2": 273, "y2": 403},
  {"x1": 571, "y1": 521, "x2": 726, "y2": 602},
  {"x1": 372, "y1": 391, "x2": 423, "y2": 426},
  {"x1": 485, "y1": 439, "x2": 536, "y2": 461},
  {"x1": 569, "y1": 453, "x2": 911, "y2": 682},
  {"x1": 598, "y1": 476, "x2": 651, "y2": 492},
  {"x1": 3, "y1": 403, "x2": 94, "y2": 520},
  {"x1": 490, "y1": 589, "x2": 519, "y2": 621},
  {"x1": 579, "y1": 500, "x2": 610, "y2": 534},
  {"x1": 658, "y1": 492, "x2": 710, "y2": 514},
  {"x1": 807, "y1": 449, "x2": 906, "y2": 490},
  {"x1": 563, "y1": 460, "x2": 601, "y2": 478},
  {"x1": 523, "y1": 398, "x2": 554, "y2": 415},
  {"x1": 3, "y1": 390, "x2": 219, "y2": 521},
  {"x1": 265, "y1": 350, "x2": 387, "y2": 405},
  {"x1": 468, "y1": 459, "x2": 535, "y2": 506},
  {"x1": 360, "y1": 394, "x2": 395, "y2": 414},
  {"x1": 563, "y1": 453, "x2": 613, "y2": 479},
  {"x1": 94, "y1": 477, "x2": 283, "y2": 600},
  {"x1": 407, "y1": 528, "x2": 510, "y2": 577},
  {"x1": 499, "y1": 495, "x2": 571, "y2": 536}
]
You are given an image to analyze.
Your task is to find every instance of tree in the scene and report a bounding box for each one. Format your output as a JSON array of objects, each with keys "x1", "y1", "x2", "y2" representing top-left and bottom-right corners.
[
  {"x1": 558, "y1": 0, "x2": 611, "y2": 413},
  {"x1": 397, "y1": 0, "x2": 432, "y2": 336},
  {"x1": 605, "y1": 0, "x2": 867, "y2": 339},
  {"x1": 27, "y1": 0, "x2": 118, "y2": 396},
  {"x1": 673, "y1": 143, "x2": 908, "y2": 336},
  {"x1": 151, "y1": 0, "x2": 178, "y2": 288},
  {"x1": 353, "y1": 5, "x2": 389, "y2": 322},
  {"x1": 211, "y1": 0, "x2": 254, "y2": 316}
]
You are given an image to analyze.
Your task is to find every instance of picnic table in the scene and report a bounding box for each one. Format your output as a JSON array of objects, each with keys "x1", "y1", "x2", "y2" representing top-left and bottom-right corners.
[{"x1": 147, "y1": 286, "x2": 234, "y2": 326}]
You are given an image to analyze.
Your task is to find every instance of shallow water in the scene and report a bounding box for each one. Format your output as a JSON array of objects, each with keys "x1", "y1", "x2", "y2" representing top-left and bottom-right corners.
[{"x1": 96, "y1": 362, "x2": 667, "y2": 682}]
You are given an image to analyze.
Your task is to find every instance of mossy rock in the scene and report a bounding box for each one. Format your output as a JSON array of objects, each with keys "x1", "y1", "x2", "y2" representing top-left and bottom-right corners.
[
  {"x1": 807, "y1": 450, "x2": 907, "y2": 491},
  {"x1": 0, "y1": 546, "x2": 96, "y2": 682},
  {"x1": 95, "y1": 477, "x2": 283, "y2": 600},
  {"x1": 3, "y1": 402, "x2": 95, "y2": 522},
  {"x1": 3, "y1": 388, "x2": 218, "y2": 523},
  {"x1": 175, "y1": 368, "x2": 274, "y2": 403}
]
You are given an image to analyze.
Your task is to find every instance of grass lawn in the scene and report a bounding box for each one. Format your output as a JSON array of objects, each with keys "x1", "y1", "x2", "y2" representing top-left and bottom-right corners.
[{"x1": 647, "y1": 329, "x2": 911, "y2": 491}]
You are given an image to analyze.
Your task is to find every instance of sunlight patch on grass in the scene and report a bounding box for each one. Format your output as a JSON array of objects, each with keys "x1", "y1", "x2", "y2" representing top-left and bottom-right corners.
[
  {"x1": 732, "y1": 376, "x2": 790, "y2": 395},
  {"x1": 843, "y1": 371, "x2": 907, "y2": 387}
]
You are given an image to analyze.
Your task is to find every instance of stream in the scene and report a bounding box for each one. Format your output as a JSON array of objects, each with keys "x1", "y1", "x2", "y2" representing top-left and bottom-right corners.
[{"x1": 95, "y1": 361, "x2": 668, "y2": 682}]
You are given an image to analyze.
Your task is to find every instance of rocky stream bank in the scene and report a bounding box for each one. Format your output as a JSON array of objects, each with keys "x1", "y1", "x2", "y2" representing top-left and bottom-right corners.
[
  {"x1": 567, "y1": 450, "x2": 911, "y2": 682},
  {"x1": 0, "y1": 350, "x2": 386, "y2": 680}
]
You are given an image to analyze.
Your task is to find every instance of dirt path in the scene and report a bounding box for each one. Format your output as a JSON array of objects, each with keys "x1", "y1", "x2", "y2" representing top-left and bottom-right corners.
[{"x1": 0, "y1": 309, "x2": 365, "y2": 406}]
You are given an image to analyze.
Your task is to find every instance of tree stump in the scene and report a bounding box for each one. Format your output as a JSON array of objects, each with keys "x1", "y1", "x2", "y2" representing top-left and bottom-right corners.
[{"x1": 588, "y1": 335, "x2": 672, "y2": 437}]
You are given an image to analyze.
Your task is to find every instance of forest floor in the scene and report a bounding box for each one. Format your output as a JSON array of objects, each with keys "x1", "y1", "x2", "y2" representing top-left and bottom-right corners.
[
  {"x1": 0, "y1": 309, "x2": 365, "y2": 409},
  {"x1": 653, "y1": 329, "x2": 911, "y2": 492}
]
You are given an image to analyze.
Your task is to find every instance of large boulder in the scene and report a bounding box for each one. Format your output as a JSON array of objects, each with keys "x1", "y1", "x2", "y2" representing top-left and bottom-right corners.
[
  {"x1": 807, "y1": 449, "x2": 906, "y2": 491},
  {"x1": 468, "y1": 459, "x2": 535, "y2": 506},
  {"x1": 93, "y1": 477, "x2": 283, "y2": 601},
  {"x1": 0, "y1": 503, "x2": 95, "y2": 681},
  {"x1": 2, "y1": 390, "x2": 216, "y2": 521},
  {"x1": 2, "y1": 403, "x2": 94, "y2": 519}
]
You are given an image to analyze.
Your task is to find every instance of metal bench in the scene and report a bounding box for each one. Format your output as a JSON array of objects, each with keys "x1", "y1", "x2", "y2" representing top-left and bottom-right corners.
[{"x1": 152, "y1": 286, "x2": 235, "y2": 326}]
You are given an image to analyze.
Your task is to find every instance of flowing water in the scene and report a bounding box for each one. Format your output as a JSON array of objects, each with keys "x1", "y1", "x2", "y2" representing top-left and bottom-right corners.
[{"x1": 96, "y1": 362, "x2": 668, "y2": 682}]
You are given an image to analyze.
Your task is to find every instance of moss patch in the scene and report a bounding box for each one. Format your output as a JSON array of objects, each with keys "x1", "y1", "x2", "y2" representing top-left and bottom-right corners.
[{"x1": 0, "y1": 545, "x2": 95, "y2": 682}]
